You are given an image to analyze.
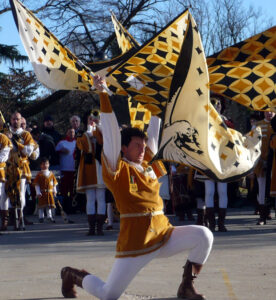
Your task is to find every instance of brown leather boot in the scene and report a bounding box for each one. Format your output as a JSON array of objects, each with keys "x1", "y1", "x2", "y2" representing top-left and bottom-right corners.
[
  {"x1": 0, "y1": 210, "x2": 9, "y2": 231},
  {"x1": 96, "y1": 214, "x2": 105, "y2": 236},
  {"x1": 86, "y1": 214, "x2": 96, "y2": 236},
  {"x1": 205, "y1": 207, "x2": 216, "y2": 232},
  {"x1": 61, "y1": 266, "x2": 89, "y2": 298},
  {"x1": 218, "y1": 208, "x2": 227, "y2": 232},
  {"x1": 177, "y1": 260, "x2": 205, "y2": 299}
]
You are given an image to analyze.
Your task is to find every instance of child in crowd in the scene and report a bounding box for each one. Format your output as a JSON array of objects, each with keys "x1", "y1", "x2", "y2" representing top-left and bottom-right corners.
[{"x1": 33, "y1": 157, "x2": 58, "y2": 223}]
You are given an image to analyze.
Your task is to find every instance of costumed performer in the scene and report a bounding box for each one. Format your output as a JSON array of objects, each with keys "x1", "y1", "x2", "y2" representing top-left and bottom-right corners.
[{"x1": 60, "y1": 75, "x2": 214, "y2": 300}]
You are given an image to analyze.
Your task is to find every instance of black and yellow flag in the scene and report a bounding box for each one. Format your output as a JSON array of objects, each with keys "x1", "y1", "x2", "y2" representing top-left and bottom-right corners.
[
  {"x1": 154, "y1": 13, "x2": 261, "y2": 182},
  {"x1": 111, "y1": 11, "x2": 140, "y2": 53},
  {"x1": 107, "y1": 9, "x2": 190, "y2": 117},
  {"x1": 208, "y1": 26, "x2": 276, "y2": 111},
  {"x1": 111, "y1": 15, "x2": 276, "y2": 112},
  {"x1": 10, "y1": 0, "x2": 96, "y2": 92}
]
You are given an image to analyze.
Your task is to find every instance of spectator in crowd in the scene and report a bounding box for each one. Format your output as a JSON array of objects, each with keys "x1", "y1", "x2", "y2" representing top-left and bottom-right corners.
[
  {"x1": 40, "y1": 116, "x2": 60, "y2": 169},
  {"x1": 55, "y1": 128, "x2": 76, "y2": 211},
  {"x1": 254, "y1": 111, "x2": 275, "y2": 225},
  {"x1": 70, "y1": 115, "x2": 81, "y2": 136},
  {"x1": 76, "y1": 109, "x2": 106, "y2": 236},
  {"x1": 21, "y1": 117, "x2": 27, "y2": 130},
  {"x1": 42, "y1": 115, "x2": 61, "y2": 146},
  {"x1": 33, "y1": 157, "x2": 58, "y2": 223}
]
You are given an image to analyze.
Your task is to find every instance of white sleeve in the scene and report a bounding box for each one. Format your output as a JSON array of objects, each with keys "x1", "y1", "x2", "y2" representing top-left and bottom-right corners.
[
  {"x1": 22, "y1": 144, "x2": 34, "y2": 157},
  {"x1": 101, "y1": 112, "x2": 121, "y2": 172},
  {"x1": 31, "y1": 147, "x2": 40, "y2": 160},
  {"x1": 35, "y1": 185, "x2": 41, "y2": 196},
  {"x1": 146, "y1": 116, "x2": 161, "y2": 155},
  {"x1": 0, "y1": 146, "x2": 11, "y2": 163}
]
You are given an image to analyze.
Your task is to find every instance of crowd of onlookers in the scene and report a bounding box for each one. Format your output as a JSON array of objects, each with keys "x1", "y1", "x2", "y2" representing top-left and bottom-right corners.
[{"x1": 1, "y1": 108, "x2": 275, "y2": 235}]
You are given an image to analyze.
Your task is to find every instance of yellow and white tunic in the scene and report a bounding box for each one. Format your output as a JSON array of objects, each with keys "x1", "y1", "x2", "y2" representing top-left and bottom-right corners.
[
  {"x1": 33, "y1": 170, "x2": 58, "y2": 209},
  {"x1": 10, "y1": 128, "x2": 38, "y2": 182},
  {"x1": 76, "y1": 128, "x2": 105, "y2": 193},
  {"x1": 0, "y1": 133, "x2": 12, "y2": 182},
  {"x1": 100, "y1": 93, "x2": 172, "y2": 258}
]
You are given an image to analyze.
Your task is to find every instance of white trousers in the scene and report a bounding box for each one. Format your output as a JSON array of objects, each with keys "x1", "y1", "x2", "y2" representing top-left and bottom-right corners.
[
  {"x1": 2, "y1": 178, "x2": 26, "y2": 210},
  {"x1": 205, "y1": 180, "x2": 228, "y2": 208},
  {"x1": 82, "y1": 225, "x2": 213, "y2": 300},
  {"x1": 20, "y1": 178, "x2": 27, "y2": 208},
  {"x1": 86, "y1": 188, "x2": 106, "y2": 215},
  {"x1": 256, "y1": 176, "x2": 266, "y2": 205},
  {"x1": 0, "y1": 182, "x2": 8, "y2": 210},
  {"x1": 38, "y1": 207, "x2": 52, "y2": 219},
  {"x1": 106, "y1": 203, "x2": 113, "y2": 226}
]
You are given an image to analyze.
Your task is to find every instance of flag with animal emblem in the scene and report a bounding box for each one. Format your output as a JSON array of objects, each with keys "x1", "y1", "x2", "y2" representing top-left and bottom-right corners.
[
  {"x1": 154, "y1": 13, "x2": 262, "y2": 182},
  {"x1": 111, "y1": 11, "x2": 140, "y2": 53},
  {"x1": 107, "y1": 9, "x2": 190, "y2": 117},
  {"x1": 10, "y1": 0, "x2": 96, "y2": 91},
  {"x1": 207, "y1": 26, "x2": 276, "y2": 112}
]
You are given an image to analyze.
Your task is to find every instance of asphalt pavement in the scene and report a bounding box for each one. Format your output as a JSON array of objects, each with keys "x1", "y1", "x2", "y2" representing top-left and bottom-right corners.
[{"x1": 1, "y1": 207, "x2": 276, "y2": 300}]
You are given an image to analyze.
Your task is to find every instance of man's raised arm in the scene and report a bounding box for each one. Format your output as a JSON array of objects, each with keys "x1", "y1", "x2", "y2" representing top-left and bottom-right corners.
[{"x1": 94, "y1": 75, "x2": 121, "y2": 172}]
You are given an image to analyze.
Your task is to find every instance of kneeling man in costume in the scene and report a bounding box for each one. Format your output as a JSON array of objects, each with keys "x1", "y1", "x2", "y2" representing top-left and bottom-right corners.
[{"x1": 61, "y1": 75, "x2": 214, "y2": 300}]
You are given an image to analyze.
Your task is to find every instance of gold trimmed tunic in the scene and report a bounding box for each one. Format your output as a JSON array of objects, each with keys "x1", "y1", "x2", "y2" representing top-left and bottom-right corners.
[
  {"x1": 76, "y1": 129, "x2": 105, "y2": 192},
  {"x1": 33, "y1": 171, "x2": 57, "y2": 209},
  {"x1": 100, "y1": 93, "x2": 172, "y2": 258},
  {"x1": 0, "y1": 133, "x2": 12, "y2": 182}
]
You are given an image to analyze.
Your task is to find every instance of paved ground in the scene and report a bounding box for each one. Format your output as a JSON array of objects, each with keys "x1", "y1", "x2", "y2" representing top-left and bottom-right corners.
[{"x1": 1, "y1": 207, "x2": 276, "y2": 300}]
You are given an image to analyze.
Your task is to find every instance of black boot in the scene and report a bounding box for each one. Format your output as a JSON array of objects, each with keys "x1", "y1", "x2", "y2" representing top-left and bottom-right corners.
[
  {"x1": 61, "y1": 266, "x2": 90, "y2": 298},
  {"x1": 218, "y1": 208, "x2": 227, "y2": 232},
  {"x1": 196, "y1": 209, "x2": 204, "y2": 226},
  {"x1": 177, "y1": 260, "x2": 206, "y2": 299},
  {"x1": 86, "y1": 214, "x2": 96, "y2": 235},
  {"x1": 256, "y1": 205, "x2": 266, "y2": 225},
  {"x1": 96, "y1": 214, "x2": 105, "y2": 236},
  {"x1": 205, "y1": 207, "x2": 216, "y2": 232},
  {"x1": 8, "y1": 208, "x2": 14, "y2": 226},
  {"x1": 0, "y1": 210, "x2": 9, "y2": 231}
]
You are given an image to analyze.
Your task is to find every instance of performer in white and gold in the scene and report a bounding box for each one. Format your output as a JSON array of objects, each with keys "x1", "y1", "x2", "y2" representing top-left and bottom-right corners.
[
  {"x1": 254, "y1": 111, "x2": 275, "y2": 225},
  {"x1": 0, "y1": 133, "x2": 13, "y2": 231},
  {"x1": 76, "y1": 109, "x2": 105, "y2": 235},
  {"x1": 5, "y1": 112, "x2": 39, "y2": 228},
  {"x1": 60, "y1": 76, "x2": 213, "y2": 300},
  {"x1": 33, "y1": 157, "x2": 58, "y2": 223}
]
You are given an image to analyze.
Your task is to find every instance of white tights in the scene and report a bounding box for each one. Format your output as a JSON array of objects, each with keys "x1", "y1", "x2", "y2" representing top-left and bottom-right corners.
[
  {"x1": 256, "y1": 176, "x2": 266, "y2": 205},
  {"x1": 0, "y1": 182, "x2": 8, "y2": 210},
  {"x1": 82, "y1": 225, "x2": 213, "y2": 300},
  {"x1": 38, "y1": 207, "x2": 52, "y2": 219},
  {"x1": 106, "y1": 203, "x2": 113, "y2": 226},
  {"x1": 86, "y1": 188, "x2": 106, "y2": 215},
  {"x1": 205, "y1": 180, "x2": 228, "y2": 209}
]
